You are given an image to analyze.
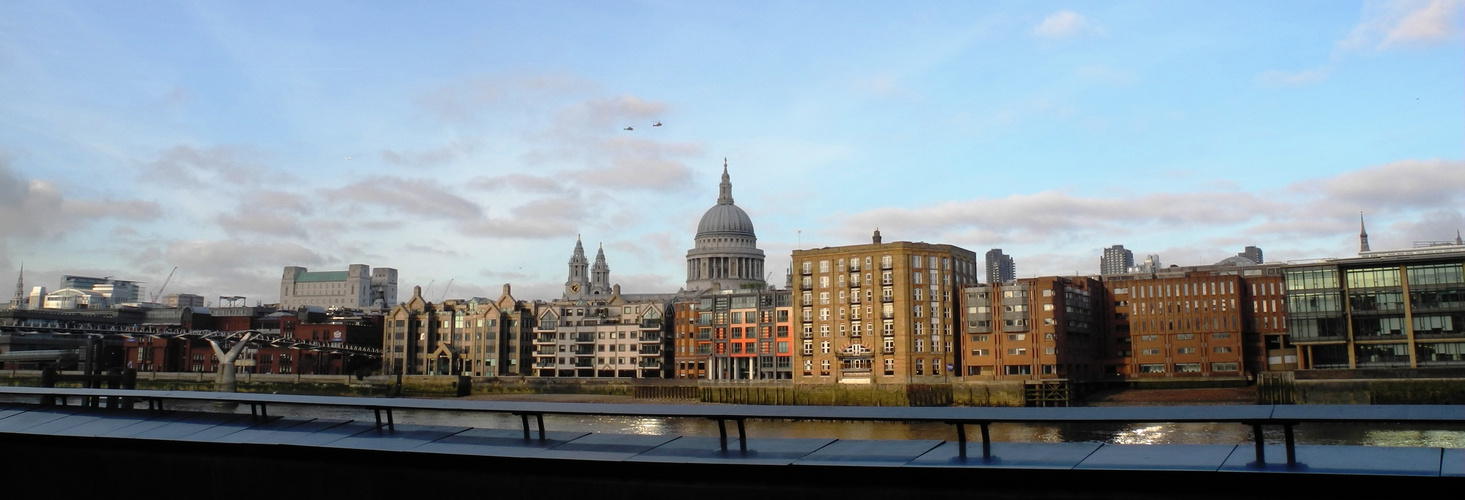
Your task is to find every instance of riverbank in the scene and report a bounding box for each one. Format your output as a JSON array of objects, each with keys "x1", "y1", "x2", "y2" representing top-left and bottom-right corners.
[{"x1": 1084, "y1": 386, "x2": 1258, "y2": 406}]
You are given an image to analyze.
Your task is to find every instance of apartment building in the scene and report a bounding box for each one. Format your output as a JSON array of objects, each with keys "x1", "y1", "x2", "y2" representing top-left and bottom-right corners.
[
  {"x1": 961, "y1": 276, "x2": 1103, "y2": 380},
  {"x1": 530, "y1": 292, "x2": 669, "y2": 378},
  {"x1": 381, "y1": 284, "x2": 533, "y2": 376},
  {"x1": 792, "y1": 231, "x2": 978, "y2": 384},
  {"x1": 671, "y1": 288, "x2": 794, "y2": 380}
]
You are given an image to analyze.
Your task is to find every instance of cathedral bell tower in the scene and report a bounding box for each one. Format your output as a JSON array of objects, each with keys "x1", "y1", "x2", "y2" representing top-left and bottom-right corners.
[{"x1": 565, "y1": 236, "x2": 591, "y2": 300}]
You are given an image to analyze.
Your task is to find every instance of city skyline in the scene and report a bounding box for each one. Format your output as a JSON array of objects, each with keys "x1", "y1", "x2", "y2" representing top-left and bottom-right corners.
[{"x1": 3, "y1": 1, "x2": 1462, "y2": 305}]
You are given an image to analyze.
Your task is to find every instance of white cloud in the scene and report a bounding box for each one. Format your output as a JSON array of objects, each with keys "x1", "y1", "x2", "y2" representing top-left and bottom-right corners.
[
  {"x1": 320, "y1": 176, "x2": 483, "y2": 219},
  {"x1": 1304, "y1": 158, "x2": 1465, "y2": 209},
  {"x1": 380, "y1": 139, "x2": 480, "y2": 168},
  {"x1": 826, "y1": 158, "x2": 1464, "y2": 276},
  {"x1": 1256, "y1": 67, "x2": 1331, "y2": 87},
  {"x1": 1385, "y1": 0, "x2": 1464, "y2": 46},
  {"x1": 140, "y1": 145, "x2": 274, "y2": 187},
  {"x1": 0, "y1": 154, "x2": 161, "y2": 260},
  {"x1": 1340, "y1": 0, "x2": 1464, "y2": 51},
  {"x1": 1034, "y1": 10, "x2": 1103, "y2": 38}
]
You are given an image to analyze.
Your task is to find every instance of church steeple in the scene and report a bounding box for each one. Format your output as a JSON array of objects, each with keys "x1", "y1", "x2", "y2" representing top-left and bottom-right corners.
[
  {"x1": 717, "y1": 158, "x2": 734, "y2": 205},
  {"x1": 1359, "y1": 212, "x2": 1371, "y2": 253},
  {"x1": 8, "y1": 263, "x2": 23, "y2": 310},
  {"x1": 591, "y1": 243, "x2": 610, "y2": 295},
  {"x1": 565, "y1": 236, "x2": 590, "y2": 298}
]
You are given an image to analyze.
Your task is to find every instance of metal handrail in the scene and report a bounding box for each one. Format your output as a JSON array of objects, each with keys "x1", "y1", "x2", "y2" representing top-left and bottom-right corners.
[{"x1": 1, "y1": 386, "x2": 1460, "y2": 466}]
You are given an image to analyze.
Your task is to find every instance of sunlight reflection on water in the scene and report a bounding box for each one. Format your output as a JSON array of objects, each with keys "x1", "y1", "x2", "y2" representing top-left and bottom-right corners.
[
  {"x1": 8, "y1": 396, "x2": 1457, "y2": 447},
  {"x1": 149, "y1": 401, "x2": 1465, "y2": 448}
]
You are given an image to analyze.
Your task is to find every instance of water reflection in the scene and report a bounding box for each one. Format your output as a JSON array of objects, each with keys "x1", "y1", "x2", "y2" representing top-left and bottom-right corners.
[{"x1": 19, "y1": 398, "x2": 1464, "y2": 448}]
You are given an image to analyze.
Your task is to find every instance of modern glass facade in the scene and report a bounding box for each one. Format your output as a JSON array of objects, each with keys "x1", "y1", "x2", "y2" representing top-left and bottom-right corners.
[{"x1": 1283, "y1": 249, "x2": 1465, "y2": 369}]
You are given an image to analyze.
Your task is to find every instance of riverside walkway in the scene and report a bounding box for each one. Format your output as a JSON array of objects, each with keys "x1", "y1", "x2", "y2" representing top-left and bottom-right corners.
[{"x1": 1, "y1": 387, "x2": 1460, "y2": 499}]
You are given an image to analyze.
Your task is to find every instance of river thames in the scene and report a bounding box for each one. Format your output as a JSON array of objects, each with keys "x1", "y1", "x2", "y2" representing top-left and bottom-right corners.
[{"x1": 172, "y1": 400, "x2": 1465, "y2": 449}]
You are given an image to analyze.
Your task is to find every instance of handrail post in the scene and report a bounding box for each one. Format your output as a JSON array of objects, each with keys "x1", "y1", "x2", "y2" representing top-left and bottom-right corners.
[
  {"x1": 980, "y1": 423, "x2": 991, "y2": 460},
  {"x1": 736, "y1": 418, "x2": 747, "y2": 453},
  {"x1": 715, "y1": 418, "x2": 728, "y2": 451},
  {"x1": 1250, "y1": 423, "x2": 1265, "y2": 465},
  {"x1": 954, "y1": 423, "x2": 968, "y2": 459},
  {"x1": 1284, "y1": 423, "x2": 1296, "y2": 465}
]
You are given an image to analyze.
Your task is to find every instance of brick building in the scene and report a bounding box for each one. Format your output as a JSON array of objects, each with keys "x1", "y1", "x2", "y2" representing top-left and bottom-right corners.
[
  {"x1": 960, "y1": 276, "x2": 1103, "y2": 380},
  {"x1": 792, "y1": 231, "x2": 978, "y2": 384}
]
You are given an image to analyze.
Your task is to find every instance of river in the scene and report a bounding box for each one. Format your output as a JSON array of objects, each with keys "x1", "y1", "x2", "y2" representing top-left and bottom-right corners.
[{"x1": 165, "y1": 400, "x2": 1465, "y2": 449}]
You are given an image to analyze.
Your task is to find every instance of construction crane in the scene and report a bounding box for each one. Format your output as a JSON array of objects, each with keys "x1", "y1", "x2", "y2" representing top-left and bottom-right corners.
[
  {"x1": 440, "y1": 279, "x2": 454, "y2": 301},
  {"x1": 150, "y1": 266, "x2": 178, "y2": 302}
]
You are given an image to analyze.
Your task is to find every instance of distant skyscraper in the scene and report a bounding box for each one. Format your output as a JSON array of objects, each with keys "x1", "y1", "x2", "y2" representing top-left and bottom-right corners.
[
  {"x1": 1100, "y1": 245, "x2": 1134, "y2": 275},
  {"x1": 1131, "y1": 254, "x2": 1162, "y2": 273},
  {"x1": 1241, "y1": 246, "x2": 1263, "y2": 264},
  {"x1": 985, "y1": 248, "x2": 1015, "y2": 284},
  {"x1": 59, "y1": 275, "x2": 140, "y2": 304}
]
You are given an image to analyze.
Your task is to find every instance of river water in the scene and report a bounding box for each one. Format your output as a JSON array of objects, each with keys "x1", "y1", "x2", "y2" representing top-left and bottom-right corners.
[{"x1": 165, "y1": 401, "x2": 1465, "y2": 449}]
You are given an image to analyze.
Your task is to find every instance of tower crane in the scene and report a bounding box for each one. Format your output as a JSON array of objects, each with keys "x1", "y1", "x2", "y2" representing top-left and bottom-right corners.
[{"x1": 150, "y1": 267, "x2": 178, "y2": 302}]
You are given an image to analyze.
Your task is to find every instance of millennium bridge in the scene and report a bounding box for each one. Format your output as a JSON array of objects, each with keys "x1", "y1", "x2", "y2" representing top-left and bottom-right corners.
[{"x1": 0, "y1": 386, "x2": 1459, "y2": 499}]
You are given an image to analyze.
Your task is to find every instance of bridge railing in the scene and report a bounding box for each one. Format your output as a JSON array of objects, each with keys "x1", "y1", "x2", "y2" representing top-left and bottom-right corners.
[{"x1": 1, "y1": 386, "x2": 1460, "y2": 467}]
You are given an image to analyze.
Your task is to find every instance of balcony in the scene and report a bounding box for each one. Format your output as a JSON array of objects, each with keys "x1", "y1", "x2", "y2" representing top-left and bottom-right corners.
[{"x1": 574, "y1": 334, "x2": 595, "y2": 343}]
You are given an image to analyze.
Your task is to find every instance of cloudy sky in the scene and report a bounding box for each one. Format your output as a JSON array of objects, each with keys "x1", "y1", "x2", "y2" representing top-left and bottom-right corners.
[{"x1": 2, "y1": 1, "x2": 1462, "y2": 306}]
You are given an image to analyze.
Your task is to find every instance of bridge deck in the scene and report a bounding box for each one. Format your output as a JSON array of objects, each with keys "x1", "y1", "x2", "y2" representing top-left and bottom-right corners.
[{"x1": 1, "y1": 388, "x2": 1462, "y2": 499}]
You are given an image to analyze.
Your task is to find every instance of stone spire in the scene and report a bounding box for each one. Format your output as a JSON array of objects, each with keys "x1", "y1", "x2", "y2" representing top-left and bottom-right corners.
[
  {"x1": 8, "y1": 263, "x2": 23, "y2": 310},
  {"x1": 717, "y1": 158, "x2": 734, "y2": 205},
  {"x1": 1359, "y1": 212, "x2": 1371, "y2": 253},
  {"x1": 566, "y1": 235, "x2": 591, "y2": 298},
  {"x1": 591, "y1": 243, "x2": 610, "y2": 294},
  {"x1": 1456, "y1": 229, "x2": 1462, "y2": 246}
]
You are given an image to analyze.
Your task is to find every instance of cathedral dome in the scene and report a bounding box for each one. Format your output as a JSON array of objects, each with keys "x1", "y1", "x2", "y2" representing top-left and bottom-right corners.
[
  {"x1": 685, "y1": 160, "x2": 765, "y2": 293},
  {"x1": 694, "y1": 161, "x2": 757, "y2": 240},
  {"x1": 696, "y1": 203, "x2": 755, "y2": 238}
]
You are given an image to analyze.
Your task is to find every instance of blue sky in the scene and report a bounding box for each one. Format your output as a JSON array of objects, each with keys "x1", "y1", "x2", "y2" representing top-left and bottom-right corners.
[{"x1": 2, "y1": 0, "x2": 1462, "y2": 305}]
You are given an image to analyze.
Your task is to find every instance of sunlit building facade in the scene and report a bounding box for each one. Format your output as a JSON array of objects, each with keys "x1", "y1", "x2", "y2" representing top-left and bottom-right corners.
[{"x1": 792, "y1": 231, "x2": 978, "y2": 384}]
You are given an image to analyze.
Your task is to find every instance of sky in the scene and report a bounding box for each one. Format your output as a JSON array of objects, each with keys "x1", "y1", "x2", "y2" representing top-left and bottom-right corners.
[{"x1": 2, "y1": 0, "x2": 1462, "y2": 306}]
